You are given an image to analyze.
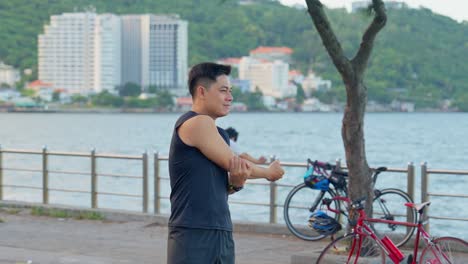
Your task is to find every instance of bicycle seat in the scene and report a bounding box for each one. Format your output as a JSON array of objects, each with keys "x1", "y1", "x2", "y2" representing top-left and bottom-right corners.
[{"x1": 405, "y1": 201, "x2": 431, "y2": 211}]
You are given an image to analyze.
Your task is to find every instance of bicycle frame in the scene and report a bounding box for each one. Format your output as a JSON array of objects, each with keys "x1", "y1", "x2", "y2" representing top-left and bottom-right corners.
[
  {"x1": 326, "y1": 196, "x2": 448, "y2": 264},
  {"x1": 356, "y1": 209, "x2": 427, "y2": 263}
]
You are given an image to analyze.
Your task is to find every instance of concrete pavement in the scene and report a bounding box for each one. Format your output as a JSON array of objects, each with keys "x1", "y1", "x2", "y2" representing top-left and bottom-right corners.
[
  {"x1": 0, "y1": 203, "x2": 323, "y2": 264},
  {"x1": 2, "y1": 203, "x2": 466, "y2": 264}
]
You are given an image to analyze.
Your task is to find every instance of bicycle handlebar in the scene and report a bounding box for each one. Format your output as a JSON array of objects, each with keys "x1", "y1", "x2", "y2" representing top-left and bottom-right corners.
[
  {"x1": 307, "y1": 158, "x2": 335, "y2": 170},
  {"x1": 307, "y1": 158, "x2": 388, "y2": 185}
]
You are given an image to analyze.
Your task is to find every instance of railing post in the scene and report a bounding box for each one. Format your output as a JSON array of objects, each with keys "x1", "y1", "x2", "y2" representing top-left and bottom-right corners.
[
  {"x1": 42, "y1": 146, "x2": 49, "y2": 204},
  {"x1": 154, "y1": 152, "x2": 160, "y2": 214},
  {"x1": 407, "y1": 162, "x2": 415, "y2": 202},
  {"x1": 91, "y1": 148, "x2": 97, "y2": 209},
  {"x1": 335, "y1": 158, "x2": 341, "y2": 170},
  {"x1": 269, "y1": 156, "x2": 277, "y2": 224},
  {"x1": 421, "y1": 162, "x2": 430, "y2": 232},
  {"x1": 407, "y1": 162, "x2": 415, "y2": 232},
  {"x1": 269, "y1": 181, "x2": 277, "y2": 224},
  {"x1": 0, "y1": 145, "x2": 3, "y2": 200},
  {"x1": 142, "y1": 151, "x2": 148, "y2": 213}
]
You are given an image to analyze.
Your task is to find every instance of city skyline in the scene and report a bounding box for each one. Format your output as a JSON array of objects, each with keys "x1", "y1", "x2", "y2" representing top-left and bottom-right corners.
[{"x1": 38, "y1": 12, "x2": 188, "y2": 94}]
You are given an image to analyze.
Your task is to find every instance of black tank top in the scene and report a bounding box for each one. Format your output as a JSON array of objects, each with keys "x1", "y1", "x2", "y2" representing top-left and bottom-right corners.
[{"x1": 168, "y1": 111, "x2": 232, "y2": 231}]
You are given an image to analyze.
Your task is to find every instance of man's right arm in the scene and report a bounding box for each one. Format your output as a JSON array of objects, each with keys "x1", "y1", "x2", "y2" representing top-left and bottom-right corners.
[
  {"x1": 178, "y1": 115, "x2": 236, "y2": 170},
  {"x1": 178, "y1": 115, "x2": 283, "y2": 184},
  {"x1": 178, "y1": 115, "x2": 249, "y2": 187},
  {"x1": 239, "y1": 152, "x2": 267, "y2": 164}
]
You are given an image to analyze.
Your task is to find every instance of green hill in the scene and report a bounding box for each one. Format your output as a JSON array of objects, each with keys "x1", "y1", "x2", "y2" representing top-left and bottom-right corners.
[{"x1": 0, "y1": 0, "x2": 467, "y2": 108}]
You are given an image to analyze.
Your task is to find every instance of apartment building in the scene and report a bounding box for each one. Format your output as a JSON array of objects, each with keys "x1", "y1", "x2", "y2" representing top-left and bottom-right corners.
[
  {"x1": 39, "y1": 13, "x2": 121, "y2": 94},
  {"x1": 238, "y1": 57, "x2": 292, "y2": 98},
  {"x1": 121, "y1": 14, "x2": 188, "y2": 94},
  {"x1": 94, "y1": 14, "x2": 121, "y2": 93}
]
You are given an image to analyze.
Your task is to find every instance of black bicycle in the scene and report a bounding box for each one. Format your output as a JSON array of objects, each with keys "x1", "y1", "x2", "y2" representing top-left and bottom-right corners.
[{"x1": 283, "y1": 159, "x2": 417, "y2": 247}]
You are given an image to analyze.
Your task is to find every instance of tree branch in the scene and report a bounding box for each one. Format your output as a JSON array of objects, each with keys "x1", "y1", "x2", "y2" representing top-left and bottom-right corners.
[
  {"x1": 352, "y1": 0, "x2": 387, "y2": 75},
  {"x1": 305, "y1": 0, "x2": 352, "y2": 79}
]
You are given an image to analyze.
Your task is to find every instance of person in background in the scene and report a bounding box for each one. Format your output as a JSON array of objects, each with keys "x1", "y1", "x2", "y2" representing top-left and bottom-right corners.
[
  {"x1": 225, "y1": 127, "x2": 268, "y2": 164},
  {"x1": 167, "y1": 62, "x2": 284, "y2": 264}
]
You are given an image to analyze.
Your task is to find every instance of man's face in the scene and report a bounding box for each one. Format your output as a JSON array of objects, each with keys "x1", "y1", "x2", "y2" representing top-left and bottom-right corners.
[{"x1": 203, "y1": 75, "x2": 233, "y2": 118}]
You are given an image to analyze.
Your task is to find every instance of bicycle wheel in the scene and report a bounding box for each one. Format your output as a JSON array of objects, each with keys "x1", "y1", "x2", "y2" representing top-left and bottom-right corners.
[
  {"x1": 419, "y1": 236, "x2": 468, "y2": 264},
  {"x1": 316, "y1": 233, "x2": 387, "y2": 264},
  {"x1": 283, "y1": 183, "x2": 339, "y2": 241},
  {"x1": 372, "y1": 188, "x2": 416, "y2": 247}
]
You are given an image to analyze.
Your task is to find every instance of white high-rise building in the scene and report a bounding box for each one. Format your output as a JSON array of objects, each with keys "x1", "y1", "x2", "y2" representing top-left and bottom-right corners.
[
  {"x1": 121, "y1": 14, "x2": 188, "y2": 93},
  {"x1": 94, "y1": 14, "x2": 121, "y2": 93},
  {"x1": 239, "y1": 57, "x2": 292, "y2": 98},
  {"x1": 39, "y1": 13, "x2": 121, "y2": 94}
]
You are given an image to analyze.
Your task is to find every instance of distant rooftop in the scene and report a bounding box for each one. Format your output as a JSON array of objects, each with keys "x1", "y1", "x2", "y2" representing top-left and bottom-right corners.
[
  {"x1": 250, "y1": 46, "x2": 293, "y2": 55},
  {"x1": 218, "y1": 57, "x2": 242, "y2": 66},
  {"x1": 28, "y1": 80, "x2": 53, "y2": 88}
]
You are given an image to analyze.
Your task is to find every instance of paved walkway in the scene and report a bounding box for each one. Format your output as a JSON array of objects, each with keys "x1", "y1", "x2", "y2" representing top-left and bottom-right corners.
[
  {"x1": 2, "y1": 205, "x2": 467, "y2": 264},
  {"x1": 0, "y1": 206, "x2": 323, "y2": 264}
]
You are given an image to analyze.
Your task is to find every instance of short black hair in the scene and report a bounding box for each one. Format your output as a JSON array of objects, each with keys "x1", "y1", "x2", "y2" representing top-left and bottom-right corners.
[
  {"x1": 188, "y1": 62, "x2": 231, "y2": 97},
  {"x1": 225, "y1": 127, "x2": 238, "y2": 141}
]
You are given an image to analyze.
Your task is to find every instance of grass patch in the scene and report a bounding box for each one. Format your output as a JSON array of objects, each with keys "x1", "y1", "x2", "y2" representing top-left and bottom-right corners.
[
  {"x1": 0, "y1": 207, "x2": 22, "y2": 215},
  {"x1": 5, "y1": 208, "x2": 21, "y2": 215},
  {"x1": 30, "y1": 207, "x2": 104, "y2": 220},
  {"x1": 74, "y1": 211, "x2": 104, "y2": 220},
  {"x1": 0, "y1": 218, "x2": 4, "y2": 223}
]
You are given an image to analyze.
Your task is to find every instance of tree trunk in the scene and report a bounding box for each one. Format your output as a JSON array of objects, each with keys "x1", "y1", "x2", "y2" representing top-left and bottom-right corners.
[
  {"x1": 342, "y1": 79, "x2": 373, "y2": 211},
  {"x1": 305, "y1": 0, "x2": 386, "y2": 215}
]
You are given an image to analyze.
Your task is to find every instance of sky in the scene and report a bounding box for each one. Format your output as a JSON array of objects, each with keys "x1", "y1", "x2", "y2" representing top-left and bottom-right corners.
[{"x1": 279, "y1": 0, "x2": 468, "y2": 22}]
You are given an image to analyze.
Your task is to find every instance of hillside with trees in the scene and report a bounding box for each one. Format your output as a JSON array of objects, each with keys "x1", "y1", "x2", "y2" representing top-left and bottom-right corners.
[{"x1": 0, "y1": 0, "x2": 467, "y2": 109}]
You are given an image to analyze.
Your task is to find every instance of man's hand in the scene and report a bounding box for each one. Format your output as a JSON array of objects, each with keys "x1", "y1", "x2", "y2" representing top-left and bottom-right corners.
[
  {"x1": 257, "y1": 156, "x2": 267, "y2": 164},
  {"x1": 266, "y1": 160, "x2": 284, "y2": 182},
  {"x1": 229, "y1": 156, "x2": 249, "y2": 187}
]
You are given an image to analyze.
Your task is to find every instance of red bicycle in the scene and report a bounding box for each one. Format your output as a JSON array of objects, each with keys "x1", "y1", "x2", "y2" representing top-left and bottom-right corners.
[{"x1": 315, "y1": 196, "x2": 468, "y2": 263}]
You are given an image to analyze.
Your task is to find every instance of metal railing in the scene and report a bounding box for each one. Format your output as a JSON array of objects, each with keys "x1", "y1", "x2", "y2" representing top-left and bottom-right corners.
[
  {"x1": 0, "y1": 146, "x2": 467, "y2": 232},
  {"x1": 153, "y1": 157, "x2": 416, "y2": 224},
  {"x1": 0, "y1": 146, "x2": 149, "y2": 213},
  {"x1": 421, "y1": 162, "x2": 468, "y2": 232}
]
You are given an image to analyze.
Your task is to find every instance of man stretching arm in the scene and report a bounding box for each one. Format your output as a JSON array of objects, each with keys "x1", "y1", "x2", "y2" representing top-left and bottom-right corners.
[{"x1": 167, "y1": 62, "x2": 284, "y2": 264}]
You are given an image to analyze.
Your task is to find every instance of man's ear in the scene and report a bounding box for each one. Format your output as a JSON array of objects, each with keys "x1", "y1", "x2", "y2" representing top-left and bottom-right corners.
[{"x1": 197, "y1": 85, "x2": 206, "y2": 99}]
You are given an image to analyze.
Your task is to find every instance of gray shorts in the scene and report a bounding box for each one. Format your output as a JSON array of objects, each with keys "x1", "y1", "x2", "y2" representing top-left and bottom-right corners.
[{"x1": 167, "y1": 226, "x2": 235, "y2": 264}]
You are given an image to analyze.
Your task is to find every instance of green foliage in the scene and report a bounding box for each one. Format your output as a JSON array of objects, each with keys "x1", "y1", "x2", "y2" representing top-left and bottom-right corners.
[
  {"x1": 155, "y1": 89, "x2": 174, "y2": 109},
  {"x1": 295, "y1": 84, "x2": 305, "y2": 105},
  {"x1": 90, "y1": 91, "x2": 124, "y2": 107},
  {"x1": 52, "y1": 90, "x2": 60, "y2": 101},
  {"x1": 124, "y1": 96, "x2": 155, "y2": 108},
  {"x1": 0, "y1": 82, "x2": 11, "y2": 89},
  {"x1": 232, "y1": 86, "x2": 266, "y2": 110},
  {"x1": 70, "y1": 94, "x2": 88, "y2": 105},
  {"x1": 118, "y1": 82, "x2": 141, "y2": 97},
  {"x1": 453, "y1": 94, "x2": 468, "y2": 111},
  {"x1": 20, "y1": 89, "x2": 35, "y2": 97},
  {"x1": 0, "y1": 0, "x2": 466, "y2": 107}
]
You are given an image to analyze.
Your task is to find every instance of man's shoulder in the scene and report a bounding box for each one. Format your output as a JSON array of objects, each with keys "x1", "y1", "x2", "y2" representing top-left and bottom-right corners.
[
  {"x1": 178, "y1": 114, "x2": 218, "y2": 145},
  {"x1": 183, "y1": 114, "x2": 214, "y2": 129}
]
